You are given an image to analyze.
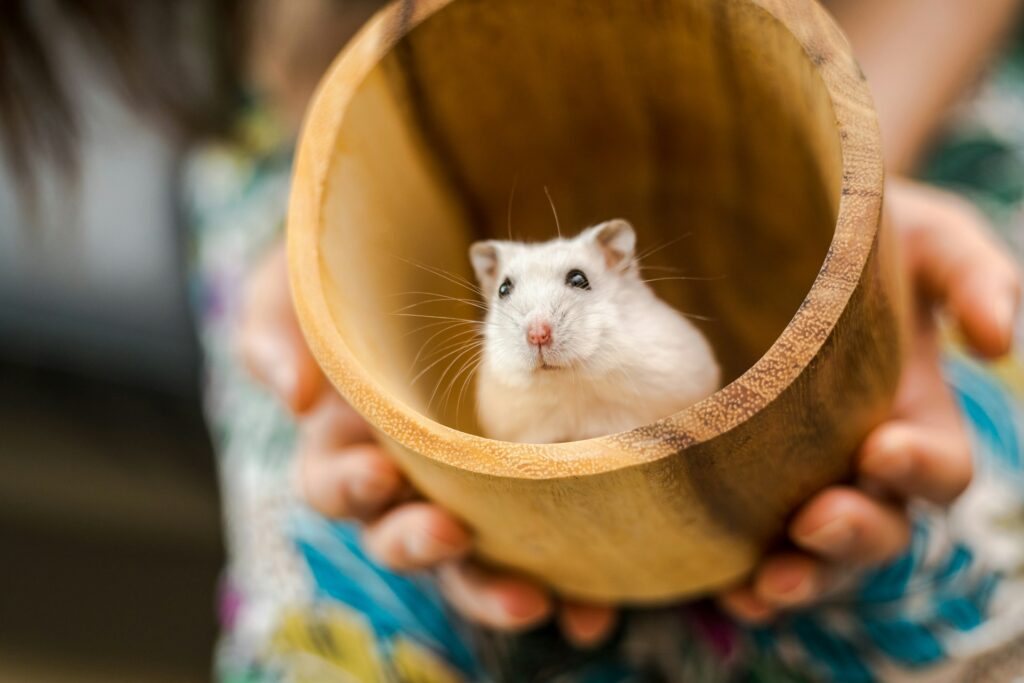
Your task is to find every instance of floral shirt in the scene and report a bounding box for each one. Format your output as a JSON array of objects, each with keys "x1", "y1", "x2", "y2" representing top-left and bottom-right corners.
[{"x1": 184, "y1": 25, "x2": 1024, "y2": 682}]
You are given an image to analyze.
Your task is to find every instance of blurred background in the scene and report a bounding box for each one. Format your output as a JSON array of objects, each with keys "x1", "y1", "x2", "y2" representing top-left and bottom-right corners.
[
  {"x1": 0, "y1": 15, "x2": 222, "y2": 682},
  {"x1": 1, "y1": 1, "x2": 1023, "y2": 682},
  {"x1": 0, "y1": 63, "x2": 222, "y2": 683},
  {"x1": 0, "y1": 2, "x2": 380, "y2": 681}
]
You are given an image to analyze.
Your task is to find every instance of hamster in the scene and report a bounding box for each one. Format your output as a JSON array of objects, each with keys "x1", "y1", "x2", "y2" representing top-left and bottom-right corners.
[{"x1": 469, "y1": 219, "x2": 720, "y2": 443}]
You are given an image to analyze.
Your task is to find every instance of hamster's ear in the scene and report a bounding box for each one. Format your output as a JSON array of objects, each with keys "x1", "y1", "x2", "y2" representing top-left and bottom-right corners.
[
  {"x1": 586, "y1": 219, "x2": 636, "y2": 270},
  {"x1": 469, "y1": 241, "x2": 501, "y2": 293}
]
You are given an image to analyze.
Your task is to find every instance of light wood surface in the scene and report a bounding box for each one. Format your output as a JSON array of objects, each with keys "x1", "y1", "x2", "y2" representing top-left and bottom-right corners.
[{"x1": 288, "y1": 0, "x2": 902, "y2": 602}]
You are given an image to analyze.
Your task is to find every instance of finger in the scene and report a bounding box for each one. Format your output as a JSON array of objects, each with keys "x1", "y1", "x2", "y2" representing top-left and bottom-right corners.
[
  {"x1": 301, "y1": 392, "x2": 375, "y2": 453},
  {"x1": 240, "y1": 242, "x2": 325, "y2": 413},
  {"x1": 363, "y1": 503, "x2": 472, "y2": 571},
  {"x1": 890, "y1": 316, "x2": 957, "y2": 427},
  {"x1": 789, "y1": 487, "x2": 911, "y2": 565},
  {"x1": 751, "y1": 552, "x2": 823, "y2": 609},
  {"x1": 945, "y1": 254, "x2": 1020, "y2": 358},
  {"x1": 717, "y1": 586, "x2": 778, "y2": 625},
  {"x1": 437, "y1": 562, "x2": 552, "y2": 631},
  {"x1": 893, "y1": 180, "x2": 1021, "y2": 357},
  {"x1": 242, "y1": 326, "x2": 324, "y2": 413},
  {"x1": 859, "y1": 421, "x2": 972, "y2": 504},
  {"x1": 300, "y1": 443, "x2": 405, "y2": 521},
  {"x1": 557, "y1": 602, "x2": 618, "y2": 648}
]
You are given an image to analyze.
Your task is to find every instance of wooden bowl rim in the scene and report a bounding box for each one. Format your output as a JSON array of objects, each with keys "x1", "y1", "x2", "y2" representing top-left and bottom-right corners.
[{"x1": 288, "y1": 0, "x2": 884, "y2": 479}]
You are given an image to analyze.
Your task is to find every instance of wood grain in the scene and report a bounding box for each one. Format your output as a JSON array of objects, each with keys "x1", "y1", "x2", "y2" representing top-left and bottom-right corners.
[{"x1": 288, "y1": 0, "x2": 902, "y2": 602}]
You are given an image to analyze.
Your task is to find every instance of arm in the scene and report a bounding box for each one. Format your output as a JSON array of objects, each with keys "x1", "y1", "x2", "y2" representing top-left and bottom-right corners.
[{"x1": 829, "y1": 0, "x2": 1023, "y2": 173}]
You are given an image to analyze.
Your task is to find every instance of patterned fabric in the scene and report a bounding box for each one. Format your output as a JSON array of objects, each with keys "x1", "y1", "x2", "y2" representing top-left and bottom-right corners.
[
  {"x1": 184, "y1": 25, "x2": 1024, "y2": 683},
  {"x1": 748, "y1": 353, "x2": 1024, "y2": 683}
]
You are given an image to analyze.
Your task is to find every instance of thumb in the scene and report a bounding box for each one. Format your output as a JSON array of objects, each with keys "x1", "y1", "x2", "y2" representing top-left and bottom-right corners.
[
  {"x1": 889, "y1": 178, "x2": 1020, "y2": 358},
  {"x1": 240, "y1": 241, "x2": 325, "y2": 414}
]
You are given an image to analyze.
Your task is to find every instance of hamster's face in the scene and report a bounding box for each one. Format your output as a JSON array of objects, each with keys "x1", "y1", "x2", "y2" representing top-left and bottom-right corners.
[{"x1": 470, "y1": 220, "x2": 637, "y2": 383}]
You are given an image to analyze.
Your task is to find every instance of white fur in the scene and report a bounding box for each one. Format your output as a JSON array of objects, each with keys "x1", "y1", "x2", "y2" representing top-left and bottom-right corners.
[{"x1": 470, "y1": 221, "x2": 720, "y2": 443}]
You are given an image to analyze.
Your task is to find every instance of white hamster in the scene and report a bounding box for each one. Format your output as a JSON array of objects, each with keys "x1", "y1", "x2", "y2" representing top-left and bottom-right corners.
[{"x1": 469, "y1": 219, "x2": 720, "y2": 443}]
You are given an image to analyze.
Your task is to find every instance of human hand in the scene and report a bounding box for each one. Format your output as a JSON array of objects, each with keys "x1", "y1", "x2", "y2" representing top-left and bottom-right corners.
[
  {"x1": 718, "y1": 178, "x2": 1021, "y2": 622},
  {"x1": 240, "y1": 242, "x2": 617, "y2": 646},
  {"x1": 244, "y1": 177, "x2": 1019, "y2": 636}
]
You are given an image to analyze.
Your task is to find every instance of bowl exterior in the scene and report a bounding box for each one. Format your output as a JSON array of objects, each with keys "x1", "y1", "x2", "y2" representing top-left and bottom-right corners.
[{"x1": 288, "y1": 0, "x2": 897, "y2": 602}]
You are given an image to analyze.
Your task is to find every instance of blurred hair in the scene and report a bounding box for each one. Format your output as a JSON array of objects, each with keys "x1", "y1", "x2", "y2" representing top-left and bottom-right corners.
[{"x1": 0, "y1": 0, "x2": 246, "y2": 191}]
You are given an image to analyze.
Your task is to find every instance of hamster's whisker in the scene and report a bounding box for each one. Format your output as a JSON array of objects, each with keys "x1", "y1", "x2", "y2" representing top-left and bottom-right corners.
[
  {"x1": 393, "y1": 255, "x2": 483, "y2": 296},
  {"x1": 415, "y1": 328, "x2": 482, "y2": 367},
  {"x1": 441, "y1": 354, "x2": 483, "y2": 429},
  {"x1": 404, "y1": 257, "x2": 482, "y2": 291},
  {"x1": 471, "y1": 299, "x2": 520, "y2": 329},
  {"x1": 411, "y1": 326, "x2": 482, "y2": 372},
  {"x1": 418, "y1": 323, "x2": 482, "y2": 348},
  {"x1": 671, "y1": 309, "x2": 716, "y2": 322},
  {"x1": 492, "y1": 307, "x2": 523, "y2": 328},
  {"x1": 633, "y1": 232, "x2": 694, "y2": 264},
  {"x1": 543, "y1": 185, "x2": 562, "y2": 239},
  {"x1": 454, "y1": 354, "x2": 485, "y2": 423},
  {"x1": 393, "y1": 312, "x2": 482, "y2": 324},
  {"x1": 415, "y1": 334, "x2": 484, "y2": 367},
  {"x1": 640, "y1": 275, "x2": 727, "y2": 284},
  {"x1": 639, "y1": 265, "x2": 686, "y2": 274},
  {"x1": 429, "y1": 342, "x2": 486, "y2": 411},
  {"x1": 393, "y1": 289, "x2": 489, "y2": 306},
  {"x1": 498, "y1": 297, "x2": 531, "y2": 321},
  {"x1": 392, "y1": 289, "x2": 489, "y2": 305},
  {"x1": 443, "y1": 349, "x2": 484, "y2": 417},
  {"x1": 412, "y1": 339, "x2": 486, "y2": 388},
  {"x1": 394, "y1": 295, "x2": 489, "y2": 314},
  {"x1": 402, "y1": 318, "x2": 481, "y2": 339}
]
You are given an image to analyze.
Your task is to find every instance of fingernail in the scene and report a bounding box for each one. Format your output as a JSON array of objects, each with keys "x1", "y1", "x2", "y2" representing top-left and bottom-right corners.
[
  {"x1": 566, "y1": 606, "x2": 615, "y2": 647},
  {"x1": 866, "y1": 431, "x2": 913, "y2": 482},
  {"x1": 571, "y1": 620, "x2": 608, "y2": 647},
  {"x1": 404, "y1": 531, "x2": 465, "y2": 564},
  {"x1": 496, "y1": 586, "x2": 550, "y2": 621},
  {"x1": 763, "y1": 567, "x2": 817, "y2": 605},
  {"x1": 795, "y1": 517, "x2": 855, "y2": 556}
]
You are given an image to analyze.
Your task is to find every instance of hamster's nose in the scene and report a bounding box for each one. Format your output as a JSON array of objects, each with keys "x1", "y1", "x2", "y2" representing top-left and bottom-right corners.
[{"x1": 527, "y1": 321, "x2": 553, "y2": 347}]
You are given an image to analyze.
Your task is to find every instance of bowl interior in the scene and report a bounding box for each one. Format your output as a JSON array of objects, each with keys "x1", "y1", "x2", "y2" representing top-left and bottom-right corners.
[{"x1": 317, "y1": 0, "x2": 842, "y2": 436}]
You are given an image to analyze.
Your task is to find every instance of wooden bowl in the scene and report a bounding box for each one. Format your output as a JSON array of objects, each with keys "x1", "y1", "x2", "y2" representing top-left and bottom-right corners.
[{"x1": 288, "y1": 0, "x2": 903, "y2": 603}]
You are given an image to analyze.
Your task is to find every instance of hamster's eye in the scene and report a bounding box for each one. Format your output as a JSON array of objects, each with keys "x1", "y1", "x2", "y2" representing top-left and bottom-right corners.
[
  {"x1": 566, "y1": 269, "x2": 590, "y2": 290},
  {"x1": 498, "y1": 278, "x2": 514, "y2": 299}
]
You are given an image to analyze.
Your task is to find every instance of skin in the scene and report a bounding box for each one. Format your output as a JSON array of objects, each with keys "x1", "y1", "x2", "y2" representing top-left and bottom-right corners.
[
  {"x1": 246, "y1": 0, "x2": 383, "y2": 132},
  {"x1": 242, "y1": 178, "x2": 1020, "y2": 640},
  {"x1": 719, "y1": 179, "x2": 1020, "y2": 622},
  {"x1": 237, "y1": 0, "x2": 1024, "y2": 648},
  {"x1": 829, "y1": 0, "x2": 1024, "y2": 173}
]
